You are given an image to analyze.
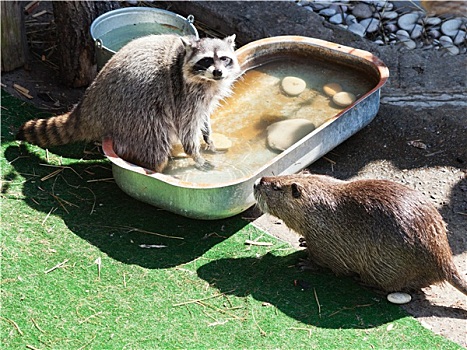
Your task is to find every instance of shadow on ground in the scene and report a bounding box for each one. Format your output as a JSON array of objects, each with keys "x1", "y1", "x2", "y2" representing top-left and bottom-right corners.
[
  {"x1": 3, "y1": 142, "x2": 248, "y2": 269},
  {"x1": 197, "y1": 251, "x2": 410, "y2": 329}
]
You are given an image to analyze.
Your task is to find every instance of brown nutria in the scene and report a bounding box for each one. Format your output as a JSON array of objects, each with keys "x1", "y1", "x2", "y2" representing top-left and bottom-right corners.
[
  {"x1": 253, "y1": 173, "x2": 467, "y2": 295},
  {"x1": 16, "y1": 34, "x2": 241, "y2": 171}
]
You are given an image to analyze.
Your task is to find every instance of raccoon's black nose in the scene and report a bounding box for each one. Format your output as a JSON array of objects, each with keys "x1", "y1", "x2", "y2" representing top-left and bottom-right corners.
[{"x1": 212, "y1": 69, "x2": 223, "y2": 78}]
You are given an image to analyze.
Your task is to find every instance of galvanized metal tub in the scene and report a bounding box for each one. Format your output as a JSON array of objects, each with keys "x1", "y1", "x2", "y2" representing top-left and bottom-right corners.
[
  {"x1": 103, "y1": 36, "x2": 389, "y2": 220},
  {"x1": 90, "y1": 7, "x2": 198, "y2": 70}
]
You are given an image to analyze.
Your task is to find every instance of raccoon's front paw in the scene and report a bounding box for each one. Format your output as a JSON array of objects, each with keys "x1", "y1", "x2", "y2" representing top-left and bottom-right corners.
[
  {"x1": 203, "y1": 139, "x2": 217, "y2": 153},
  {"x1": 194, "y1": 156, "x2": 214, "y2": 171}
]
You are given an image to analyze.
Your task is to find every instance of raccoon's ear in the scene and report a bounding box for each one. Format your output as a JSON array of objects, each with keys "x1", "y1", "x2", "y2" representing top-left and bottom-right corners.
[
  {"x1": 224, "y1": 34, "x2": 236, "y2": 50},
  {"x1": 180, "y1": 36, "x2": 199, "y2": 51}
]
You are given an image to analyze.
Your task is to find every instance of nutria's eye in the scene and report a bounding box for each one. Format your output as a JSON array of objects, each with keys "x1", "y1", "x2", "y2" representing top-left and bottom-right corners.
[
  {"x1": 272, "y1": 184, "x2": 282, "y2": 191},
  {"x1": 291, "y1": 183, "x2": 301, "y2": 198}
]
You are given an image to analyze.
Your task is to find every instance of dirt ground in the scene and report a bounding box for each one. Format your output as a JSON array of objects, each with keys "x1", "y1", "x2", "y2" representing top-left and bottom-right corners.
[{"x1": 1, "y1": 1, "x2": 466, "y2": 347}]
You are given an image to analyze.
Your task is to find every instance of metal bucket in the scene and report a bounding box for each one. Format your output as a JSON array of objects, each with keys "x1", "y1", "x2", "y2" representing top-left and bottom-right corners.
[{"x1": 90, "y1": 7, "x2": 198, "y2": 70}]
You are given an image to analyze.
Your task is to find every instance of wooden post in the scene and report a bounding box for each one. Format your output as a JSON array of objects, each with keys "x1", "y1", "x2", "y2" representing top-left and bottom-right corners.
[
  {"x1": 1, "y1": 1, "x2": 28, "y2": 72},
  {"x1": 52, "y1": 1, "x2": 120, "y2": 88}
]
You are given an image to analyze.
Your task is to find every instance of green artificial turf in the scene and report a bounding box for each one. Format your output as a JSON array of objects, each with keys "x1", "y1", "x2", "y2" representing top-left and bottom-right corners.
[{"x1": 1, "y1": 91, "x2": 462, "y2": 349}]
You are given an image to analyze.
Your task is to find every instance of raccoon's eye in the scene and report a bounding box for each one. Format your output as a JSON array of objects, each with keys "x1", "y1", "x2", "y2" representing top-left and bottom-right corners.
[
  {"x1": 219, "y1": 56, "x2": 232, "y2": 66},
  {"x1": 194, "y1": 57, "x2": 214, "y2": 71}
]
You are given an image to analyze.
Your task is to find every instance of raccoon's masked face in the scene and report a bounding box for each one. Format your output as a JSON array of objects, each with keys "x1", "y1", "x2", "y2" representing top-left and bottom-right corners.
[{"x1": 182, "y1": 35, "x2": 240, "y2": 82}]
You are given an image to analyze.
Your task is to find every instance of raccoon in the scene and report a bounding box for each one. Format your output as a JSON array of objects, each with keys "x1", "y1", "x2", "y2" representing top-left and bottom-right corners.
[{"x1": 16, "y1": 34, "x2": 241, "y2": 171}]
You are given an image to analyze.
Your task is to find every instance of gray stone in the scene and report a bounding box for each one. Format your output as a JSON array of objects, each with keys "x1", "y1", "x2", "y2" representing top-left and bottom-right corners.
[
  {"x1": 446, "y1": 45, "x2": 460, "y2": 55},
  {"x1": 396, "y1": 29, "x2": 410, "y2": 41},
  {"x1": 348, "y1": 22, "x2": 366, "y2": 37},
  {"x1": 402, "y1": 39, "x2": 417, "y2": 49},
  {"x1": 352, "y1": 3, "x2": 373, "y2": 19},
  {"x1": 441, "y1": 18, "x2": 463, "y2": 37},
  {"x1": 319, "y1": 7, "x2": 337, "y2": 16},
  {"x1": 428, "y1": 29, "x2": 441, "y2": 39},
  {"x1": 344, "y1": 14, "x2": 357, "y2": 25},
  {"x1": 424, "y1": 16, "x2": 442, "y2": 26},
  {"x1": 398, "y1": 12, "x2": 422, "y2": 31},
  {"x1": 439, "y1": 35, "x2": 454, "y2": 47},
  {"x1": 453, "y1": 30, "x2": 466, "y2": 45},
  {"x1": 385, "y1": 23, "x2": 398, "y2": 33},
  {"x1": 360, "y1": 18, "x2": 380, "y2": 33},
  {"x1": 410, "y1": 24, "x2": 423, "y2": 39},
  {"x1": 381, "y1": 11, "x2": 398, "y2": 20},
  {"x1": 329, "y1": 13, "x2": 344, "y2": 24}
]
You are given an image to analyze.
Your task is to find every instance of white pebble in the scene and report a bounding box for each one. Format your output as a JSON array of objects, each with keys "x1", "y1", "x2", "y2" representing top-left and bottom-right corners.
[
  {"x1": 332, "y1": 91, "x2": 356, "y2": 107},
  {"x1": 428, "y1": 29, "x2": 441, "y2": 39},
  {"x1": 267, "y1": 119, "x2": 316, "y2": 151},
  {"x1": 319, "y1": 7, "x2": 337, "y2": 16},
  {"x1": 348, "y1": 23, "x2": 366, "y2": 37},
  {"x1": 424, "y1": 17, "x2": 442, "y2": 26},
  {"x1": 385, "y1": 23, "x2": 398, "y2": 33},
  {"x1": 323, "y1": 82, "x2": 343, "y2": 97},
  {"x1": 439, "y1": 35, "x2": 454, "y2": 47},
  {"x1": 410, "y1": 24, "x2": 423, "y2": 39},
  {"x1": 398, "y1": 12, "x2": 422, "y2": 31},
  {"x1": 345, "y1": 14, "x2": 357, "y2": 25},
  {"x1": 329, "y1": 13, "x2": 344, "y2": 25},
  {"x1": 402, "y1": 39, "x2": 417, "y2": 50},
  {"x1": 211, "y1": 132, "x2": 232, "y2": 151},
  {"x1": 281, "y1": 76, "x2": 307, "y2": 96},
  {"x1": 446, "y1": 45, "x2": 460, "y2": 55},
  {"x1": 396, "y1": 29, "x2": 410, "y2": 41},
  {"x1": 360, "y1": 18, "x2": 380, "y2": 33},
  {"x1": 387, "y1": 292, "x2": 412, "y2": 304},
  {"x1": 441, "y1": 18, "x2": 463, "y2": 37},
  {"x1": 453, "y1": 30, "x2": 466, "y2": 45},
  {"x1": 381, "y1": 11, "x2": 398, "y2": 20}
]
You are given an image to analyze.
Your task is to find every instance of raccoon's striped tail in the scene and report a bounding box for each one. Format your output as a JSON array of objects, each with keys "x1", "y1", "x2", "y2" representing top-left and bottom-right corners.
[{"x1": 16, "y1": 112, "x2": 77, "y2": 147}]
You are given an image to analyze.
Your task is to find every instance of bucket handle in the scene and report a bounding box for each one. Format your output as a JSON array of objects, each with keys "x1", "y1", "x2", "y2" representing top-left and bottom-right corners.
[
  {"x1": 184, "y1": 14, "x2": 196, "y2": 37},
  {"x1": 95, "y1": 38, "x2": 103, "y2": 50}
]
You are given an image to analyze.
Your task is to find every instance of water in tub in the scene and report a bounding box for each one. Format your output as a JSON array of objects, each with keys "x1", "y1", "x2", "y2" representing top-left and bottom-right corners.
[
  {"x1": 163, "y1": 57, "x2": 375, "y2": 184},
  {"x1": 98, "y1": 22, "x2": 186, "y2": 52}
]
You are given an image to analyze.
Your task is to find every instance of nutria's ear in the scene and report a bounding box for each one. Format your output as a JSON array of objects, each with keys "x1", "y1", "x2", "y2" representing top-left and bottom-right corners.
[
  {"x1": 224, "y1": 34, "x2": 236, "y2": 49},
  {"x1": 291, "y1": 183, "x2": 302, "y2": 198}
]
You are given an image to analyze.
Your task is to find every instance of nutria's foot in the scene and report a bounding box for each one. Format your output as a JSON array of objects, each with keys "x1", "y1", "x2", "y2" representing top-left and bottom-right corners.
[
  {"x1": 297, "y1": 257, "x2": 320, "y2": 272},
  {"x1": 298, "y1": 237, "x2": 307, "y2": 247}
]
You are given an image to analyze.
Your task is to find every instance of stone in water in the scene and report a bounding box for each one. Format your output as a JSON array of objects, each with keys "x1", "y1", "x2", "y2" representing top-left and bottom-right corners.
[
  {"x1": 267, "y1": 119, "x2": 316, "y2": 151},
  {"x1": 332, "y1": 91, "x2": 356, "y2": 107},
  {"x1": 387, "y1": 292, "x2": 412, "y2": 304},
  {"x1": 211, "y1": 132, "x2": 232, "y2": 151},
  {"x1": 323, "y1": 82, "x2": 343, "y2": 97},
  {"x1": 281, "y1": 76, "x2": 307, "y2": 96}
]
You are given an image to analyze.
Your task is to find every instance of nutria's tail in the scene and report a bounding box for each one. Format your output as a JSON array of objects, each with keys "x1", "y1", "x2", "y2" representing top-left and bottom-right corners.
[
  {"x1": 449, "y1": 269, "x2": 467, "y2": 296},
  {"x1": 16, "y1": 112, "x2": 78, "y2": 147}
]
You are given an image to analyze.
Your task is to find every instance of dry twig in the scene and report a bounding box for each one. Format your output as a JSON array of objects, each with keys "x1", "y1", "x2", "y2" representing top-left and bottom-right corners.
[
  {"x1": 44, "y1": 259, "x2": 69, "y2": 274},
  {"x1": 0, "y1": 316, "x2": 24, "y2": 335}
]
